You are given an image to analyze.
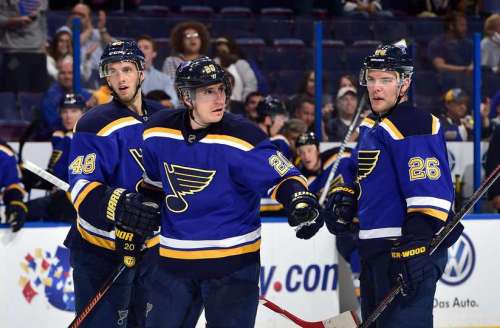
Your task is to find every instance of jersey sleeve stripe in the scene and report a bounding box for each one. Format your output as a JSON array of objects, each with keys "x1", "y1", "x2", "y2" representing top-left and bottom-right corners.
[
  {"x1": 268, "y1": 175, "x2": 307, "y2": 200},
  {"x1": 160, "y1": 227, "x2": 260, "y2": 249},
  {"x1": 70, "y1": 179, "x2": 90, "y2": 202},
  {"x1": 202, "y1": 134, "x2": 254, "y2": 151},
  {"x1": 73, "y1": 181, "x2": 102, "y2": 211},
  {"x1": 77, "y1": 220, "x2": 115, "y2": 250},
  {"x1": 406, "y1": 196, "x2": 451, "y2": 211},
  {"x1": 380, "y1": 118, "x2": 404, "y2": 140},
  {"x1": 359, "y1": 227, "x2": 402, "y2": 239},
  {"x1": 407, "y1": 207, "x2": 448, "y2": 221},
  {"x1": 144, "y1": 127, "x2": 183, "y2": 140},
  {"x1": 431, "y1": 115, "x2": 441, "y2": 135},
  {"x1": 0, "y1": 144, "x2": 14, "y2": 156},
  {"x1": 360, "y1": 117, "x2": 375, "y2": 128},
  {"x1": 97, "y1": 117, "x2": 141, "y2": 136},
  {"x1": 5, "y1": 183, "x2": 26, "y2": 194},
  {"x1": 159, "y1": 239, "x2": 261, "y2": 260}
]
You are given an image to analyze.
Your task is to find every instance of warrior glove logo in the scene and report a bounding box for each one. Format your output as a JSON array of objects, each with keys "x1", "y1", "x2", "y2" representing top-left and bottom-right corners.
[
  {"x1": 163, "y1": 163, "x2": 215, "y2": 213},
  {"x1": 357, "y1": 150, "x2": 380, "y2": 181}
]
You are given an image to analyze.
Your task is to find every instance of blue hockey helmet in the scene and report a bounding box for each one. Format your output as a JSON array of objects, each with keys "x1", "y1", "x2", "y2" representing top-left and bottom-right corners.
[
  {"x1": 175, "y1": 56, "x2": 231, "y2": 102},
  {"x1": 99, "y1": 40, "x2": 145, "y2": 78},
  {"x1": 59, "y1": 93, "x2": 86, "y2": 112},
  {"x1": 256, "y1": 96, "x2": 288, "y2": 122},
  {"x1": 359, "y1": 42, "x2": 414, "y2": 86}
]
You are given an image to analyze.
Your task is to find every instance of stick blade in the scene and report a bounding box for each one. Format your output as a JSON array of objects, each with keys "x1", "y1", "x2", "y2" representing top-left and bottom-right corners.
[{"x1": 322, "y1": 311, "x2": 360, "y2": 328}]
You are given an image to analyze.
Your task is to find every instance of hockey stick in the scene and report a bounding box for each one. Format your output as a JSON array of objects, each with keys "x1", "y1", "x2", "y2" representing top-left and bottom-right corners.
[
  {"x1": 319, "y1": 93, "x2": 366, "y2": 206},
  {"x1": 260, "y1": 296, "x2": 360, "y2": 328},
  {"x1": 22, "y1": 160, "x2": 70, "y2": 191},
  {"x1": 359, "y1": 164, "x2": 500, "y2": 328},
  {"x1": 68, "y1": 263, "x2": 127, "y2": 328}
]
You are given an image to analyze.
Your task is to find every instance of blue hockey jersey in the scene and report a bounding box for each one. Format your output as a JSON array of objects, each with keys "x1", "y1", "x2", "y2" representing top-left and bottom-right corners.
[
  {"x1": 338, "y1": 103, "x2": 453, "y2": 257},
  {"x1": 142, "y1": 109, "x2": 307, "y2": 277},
  {"x1": 48, "y1": 130, "x2": 73, "y2": 183},
  {"x1": 0, "y1": 140, "x2": 25, "y2": 204},
  {"x1": 64, "y1": 99, "x2": 163, "y2": 254}
]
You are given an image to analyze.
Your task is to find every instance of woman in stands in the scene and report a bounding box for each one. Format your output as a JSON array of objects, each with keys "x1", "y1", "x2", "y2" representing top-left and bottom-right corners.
[{"x1": 161, "y1": 20, "x2": 210, "y2": 80}]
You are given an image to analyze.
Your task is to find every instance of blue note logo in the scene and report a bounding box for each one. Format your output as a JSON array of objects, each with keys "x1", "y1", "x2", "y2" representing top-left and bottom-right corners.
[{"x1": 440, "y1": 233, "x2": 475, "y2": 286}]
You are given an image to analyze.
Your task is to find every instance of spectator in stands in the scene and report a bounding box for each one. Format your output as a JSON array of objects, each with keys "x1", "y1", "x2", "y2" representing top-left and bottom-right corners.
[
  {"x1": 439, "y1": 88, "x2": 490, "y2": 141},
  {"x1": 428, "y1": 12, "x2": 473, "y2": 75},
  {"x1": 0, "y1": 0, "x2": 49, "y2": 93},
  {"x1": 145, "y1": 90, "x2": 174, "y2": 109},
  {"x1": 137, "y1": 35, "x2": 178, "y2": 107},
  {"x1": 162, "y1": 21, "x2": 210, "y2": 80},
  {"x1": 294, "y1": 97, "x2": 328, "y2": 139},
  {"x1": 326, "y1": 87, "x2": 359, "y2": 142},
  {"x1": 68, "y1": 4, "x2": 113, "y2": 78},
  {"x1": 40, "y1": 56, "x2": 92, "y2": 139},
  {"x1": 324, "y1": 73, "x2": 359, "y2": 119},
  {"x1": 288, "y1": 71, "x2": 330, "y2": 116},
  {"x1": 342, "y1": 0, "x2": 392, "y2": 17},
  {"x1": 490, "y1": 91, "x2": 500, "y2": 133},
  {"x1": 481, "y1": 14, "x2": 500, "y2": 74},
  {"x1": 243, "y1": 91, "x2": 263, "y2": 122},
  {"x1": 486, "y1": 127, "x2": 500, "y2": 212},
  {"x1": 46, "y1": 26, "x2": 92, "y2": 82},
  {"x1": 271, "y1": 118, "x2": 307, "y2": 163},
  {"x1": 214, "y1": 37, "x2": 258, "y2": 102}
]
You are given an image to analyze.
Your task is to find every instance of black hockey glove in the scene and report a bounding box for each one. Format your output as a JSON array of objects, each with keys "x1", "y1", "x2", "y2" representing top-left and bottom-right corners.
[
  {"x1": 6, "y1": 200, "x2": 28, "y2": 232},
  {"x1": 105, "y1": 188, "x2": 161, "y2": 237},
  {"x1": 287, "y1": 191, "x2": 320, "y2": 227},
  {"x1": 295, "y1": 214, "x2": 324, "y2": 240},
  {"x1": 390, "y1": 239, "x2": 433, "y2": 297},
  {"x1": 115, "y1": 225, "x2": 146, "y2": 268},
  {"x1": 325, "y1": 185, "x2": 357, "y2": 236}
]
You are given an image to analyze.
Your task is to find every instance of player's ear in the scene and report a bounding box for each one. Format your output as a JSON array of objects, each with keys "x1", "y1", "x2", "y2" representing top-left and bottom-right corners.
[{"x1": 400, "y1": 78, "x2": 411, "y2": 96}]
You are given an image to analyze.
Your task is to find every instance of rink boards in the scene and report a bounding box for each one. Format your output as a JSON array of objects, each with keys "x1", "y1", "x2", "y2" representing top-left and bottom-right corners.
[{"x1": 1, "y1": 215, "x2": 500, "y2": 327}]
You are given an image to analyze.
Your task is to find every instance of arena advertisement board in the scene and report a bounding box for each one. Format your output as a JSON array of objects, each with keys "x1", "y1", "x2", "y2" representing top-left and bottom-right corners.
[
  {"x1": 2, "y1": 218, "x2": 499, "y2": 327},
  {"x1": 434, "y1": 218, "x2": 500, "y2": 327}
]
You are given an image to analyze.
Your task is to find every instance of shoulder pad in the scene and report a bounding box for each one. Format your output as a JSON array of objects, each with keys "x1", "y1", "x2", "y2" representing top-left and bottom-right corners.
[
  {"x1": 217, "y1": 113, "x2": 268, "y2": 147},
  {"x1": 75, "y1": 101, "x2": 142, "y2": 136},
  {"x1": 380, "y1": 104, "x2": 440, "y2": 140}
]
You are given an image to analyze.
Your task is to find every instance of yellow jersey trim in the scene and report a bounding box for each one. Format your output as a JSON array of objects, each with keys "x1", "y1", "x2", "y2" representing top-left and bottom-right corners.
[
  {"x1": 381, "y1": 118, "x2": 404, "y2": 140},
  {"x1": 77, "y1": 222, "x2": 115, "y2": 250},
  {"x1": 0, "y1": 144, "x2": 14, "y2": 156},
  {"x1": 159, "y1": 239, "x2": 261, "y2": 260},
  {"x1": 97, "y1": 117, "x2": 140, "y2": 136},
  {"x1": 5, "y1": 183, "x2": 26, "y2": 195},
  {"x1": 74, "y1": 181, "x2": 101, "y2": 211},
  {"x1": 407, "y1": 208, "x2": 448, "y2": 222},
  {"x1": 270, "y1": 176, "x2": 308, "y2": 200}
]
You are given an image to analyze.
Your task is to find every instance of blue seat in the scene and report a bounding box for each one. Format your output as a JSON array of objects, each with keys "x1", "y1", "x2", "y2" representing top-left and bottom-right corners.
[
  {"x1": 220, "y1": 6, "x2": 252, "y2": 17},
  {"x1": 344, "y1": 43, "x2": 379, "y2": 71},
  {"x1": 0, "y1": 92, "x2": 18, "y2": 121},
  {"x1": 305, "y1": 41, "x2": 346, "y2": 71},
  {"x1": 18, "y1": 92, "x2": 43, "y2": 122},
  {"x1": 332, "y1": 19, "x2": 374, "y2": 42},
  {"x1": 413, "y1": 71, "x2": 442, "y2": 107},
  {"x1": 410, "y1": 18, "x2": 445, "y2": 42},
  {"x1": 372, "y1": 19, "x2": 410, "y2": 43},
  {"x1": 211, "y1": 18, "x2": 254, "y2": 39},
  {"x1": 236, "y1": 37, "x2": 266, "y2": 62},
  {"x1": 255, "y1": 18, "x2": 293, "y2": 42},
  {"x1": 154, "y1": 38, "x2": 171, "y2": 70},
  {"x1": 260, "y1": 7, "x2": 294, "y2": 17},
  {"x1": 137, "y1": 5, "x2": 170, "y2": 16},
  {"x1": 261, "y1": 40, "x2": 307, "y2": 70},
  {"x1": 180, "y1": 5, "x2": 214, "y2": 16}
]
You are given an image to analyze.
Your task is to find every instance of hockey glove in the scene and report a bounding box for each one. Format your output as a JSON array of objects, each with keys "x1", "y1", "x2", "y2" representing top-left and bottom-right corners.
[
  {"x1": 390, "y1": 239, "x2": 433, "y2": 297},
  {"x1": 115, "y1": 224, "x2": 146, "y2": 268},
  {"x1": 325, "y1": 185, "x2": 357, "y2": 236},
  {"x1": 296, "y1": 214, "x2": 324, "y2": 240},
  {"x1": 105, "y1": 188, "x2": 161, "y2": 237},
  {"x1": 287, "y1": 191, "x2": 320, "y2": 227},
  {"x1": 6, "y1": 200, "x2": 28, "y2": 232}
]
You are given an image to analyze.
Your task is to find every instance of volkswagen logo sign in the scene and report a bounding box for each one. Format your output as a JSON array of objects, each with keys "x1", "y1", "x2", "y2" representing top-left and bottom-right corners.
[
  {"x1": 447, "y1": 149, "x2": 456, "y2": 172},
  {"x1": 440, "y1": 232, "x2": 475, "y2": 286}
]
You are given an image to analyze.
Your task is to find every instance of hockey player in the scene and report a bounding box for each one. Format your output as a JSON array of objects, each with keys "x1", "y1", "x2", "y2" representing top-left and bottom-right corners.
[
  {"x1": 325, "y1": 43, "x2": 462, "y2": 327},
  {"x1": 140, "y1": 56, "x2": 323, "y2": 327},
  {"x1": 0, "y1": 139, "x2": 27, "y2": 232},
  {"x1": 25, "y1": 93, "x2": 85, "y2": 222},
  {"x1": 64, "y1": 40, "x2": 163, "y2": 327}
]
